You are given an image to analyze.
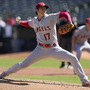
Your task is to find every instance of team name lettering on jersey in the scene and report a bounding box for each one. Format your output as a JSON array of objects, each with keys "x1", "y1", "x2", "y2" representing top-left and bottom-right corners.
[
  {"x1": 35, "y1": 26, "x2": 51, "y2": 33},
  {"x1": 80, "y1": 35, "x2": 90, "y2": 39}
]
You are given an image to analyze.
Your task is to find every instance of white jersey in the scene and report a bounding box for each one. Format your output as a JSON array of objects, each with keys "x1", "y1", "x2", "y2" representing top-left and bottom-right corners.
[
  {"x1": 74, "y1": 25, "x2": 90, "y2": 44},
  {"x1": 28, "y1": 13, "x2": 60, "y2": 44}
]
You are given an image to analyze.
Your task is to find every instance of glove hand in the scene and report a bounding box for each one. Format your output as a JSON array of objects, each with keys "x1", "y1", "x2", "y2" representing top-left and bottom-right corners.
[
  {"x1": 58, "y1": 23, "x2": 74, "y2": 34},
  {"x1": 16, "y1": 16, "x2": 21, "y2": 24}
]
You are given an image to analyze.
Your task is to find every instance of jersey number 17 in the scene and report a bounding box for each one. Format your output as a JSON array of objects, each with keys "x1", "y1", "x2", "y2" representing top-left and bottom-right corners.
[{"x1": 44, "y1": 33, "x2": 50, "y2": 41}]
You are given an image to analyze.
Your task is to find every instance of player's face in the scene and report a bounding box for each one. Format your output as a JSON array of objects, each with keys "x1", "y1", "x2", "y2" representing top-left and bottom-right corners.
[
  {"x1": 36, "y1": 7, "x2": 47, "y2": 17},
  {"x1": 86, "y1": 23, "x2": 90, "y2": 30}
]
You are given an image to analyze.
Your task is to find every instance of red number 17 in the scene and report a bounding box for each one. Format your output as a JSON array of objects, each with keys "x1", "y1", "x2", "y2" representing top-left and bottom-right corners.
[{"x1": 43, "y1": 33, "x2": 50, "y2": 41}]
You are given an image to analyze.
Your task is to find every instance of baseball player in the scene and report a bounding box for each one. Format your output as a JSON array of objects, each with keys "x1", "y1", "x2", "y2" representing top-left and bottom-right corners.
[
  {"x1": 0, "y1": 2, "x2": 90, "y2": 87},
  {"x1": 72, "y1": 18, "x2": 90, "y2": 61}
]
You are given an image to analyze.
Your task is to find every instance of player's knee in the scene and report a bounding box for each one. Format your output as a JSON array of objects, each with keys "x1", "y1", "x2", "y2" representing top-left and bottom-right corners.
[
  {"x1": 70, "y1": 55, "x2": 78, "y2": 63},
  {"x1": 19, "y1": 62, "x2": 29, "y2": 68}
]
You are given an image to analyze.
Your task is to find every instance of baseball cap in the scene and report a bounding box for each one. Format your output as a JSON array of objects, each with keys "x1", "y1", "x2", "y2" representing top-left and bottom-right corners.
[
  {"x1": 86, "y1": 18, "x2": 90, "y2": 23},
  {"x1": 36, "y1": 2, "x2": 49, "y2": 9}
]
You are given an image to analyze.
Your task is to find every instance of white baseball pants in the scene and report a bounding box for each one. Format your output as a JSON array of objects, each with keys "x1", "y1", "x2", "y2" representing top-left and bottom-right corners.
[{"x1": 4, "y1": 44, "x2": 88, "y2": 82}]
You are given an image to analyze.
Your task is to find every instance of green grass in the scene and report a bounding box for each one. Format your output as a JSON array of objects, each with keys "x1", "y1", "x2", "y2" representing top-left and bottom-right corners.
[
  {"x1": 0, "y1": 58, "x2": 23, "y2": 67},
  {"x1": 80, "y1": 59, "x2": 90, "y2": 68},
  {"x1": 7, "y1": 75, "x2": 90, "y2": 84},
  {"x1": 0, "y1": 58, "x2": 90, "y2": 68}
]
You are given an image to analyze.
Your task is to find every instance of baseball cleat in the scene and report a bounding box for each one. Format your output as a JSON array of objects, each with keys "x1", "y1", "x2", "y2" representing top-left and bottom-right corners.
[
  {"x1": 59, "y1": 64, "x2": 67, "y2": 68},
  {"x1": 68, "y1": 65, "x2": 73, "y2": 69},
  {"x1": 82, "y1": 81, "x2": 90, "y2": 87},
  {"x1": 0, "y1": 72, "x2": 7, "y2": 79}
]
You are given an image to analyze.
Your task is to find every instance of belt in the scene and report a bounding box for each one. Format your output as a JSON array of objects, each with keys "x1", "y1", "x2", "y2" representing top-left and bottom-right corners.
[{"x1": 39, "y1": 43, "x2": 56, "y2": 47}]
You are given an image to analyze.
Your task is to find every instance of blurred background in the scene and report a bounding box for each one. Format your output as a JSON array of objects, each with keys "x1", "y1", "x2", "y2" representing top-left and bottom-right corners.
[{"x1": 0, "y1": 0, "x2": 90, "y2": 53}]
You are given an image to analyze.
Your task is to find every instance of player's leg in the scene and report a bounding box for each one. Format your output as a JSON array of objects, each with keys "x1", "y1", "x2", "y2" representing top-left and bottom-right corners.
[
  {"x1": 0, "y1": 46, "x2": 47, "y2": 78},
  {"x1": 50, "y1": 46, "x2": 89, "y2": 83},
  {"x1": 59, "y1": 38, "x2": 67, "y2": 68},
  {"x1": 73, "y1": 44, "x2": 81, "y2": 74},
  {"x1": 66, "y1": 38, "x2": 73, "y2": 69},
  {"x1": 75, "y1": 43, "x2": 82, "y2": 61}
]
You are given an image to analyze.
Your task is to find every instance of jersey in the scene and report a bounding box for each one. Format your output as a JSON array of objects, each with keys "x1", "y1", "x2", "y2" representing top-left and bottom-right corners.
[
  {"x1": 74, "y1": 25, "x2": 90, "y2": 44},
  {"x1": 28, "y1": 13, "x2": 60, "y2": 44}
]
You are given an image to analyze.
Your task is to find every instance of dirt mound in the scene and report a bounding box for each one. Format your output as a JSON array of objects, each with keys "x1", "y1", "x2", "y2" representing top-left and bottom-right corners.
[
  {"x1": 0, "y1": 67, "x2": 90, "y2": 90},
  {"x1": 0, "y1": 78, "x2": 90, "y2": 90}
]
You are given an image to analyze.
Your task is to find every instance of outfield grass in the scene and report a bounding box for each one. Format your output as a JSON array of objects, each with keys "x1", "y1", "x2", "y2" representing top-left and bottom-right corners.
[{"x1": 0, "y1": 58, "x2": 90, "y2": 68}]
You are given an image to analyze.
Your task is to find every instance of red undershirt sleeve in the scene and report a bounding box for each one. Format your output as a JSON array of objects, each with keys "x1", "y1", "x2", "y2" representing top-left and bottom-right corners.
[
  {"x1": 59, "y1": 12, "x2": 72, "y2": 22},
  {"x1": 19, "y1": 21, "x2": 30, "y2": 27}
]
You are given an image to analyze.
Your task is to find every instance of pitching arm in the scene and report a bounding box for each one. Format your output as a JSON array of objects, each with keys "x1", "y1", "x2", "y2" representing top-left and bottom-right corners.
[{"x1": 16, "y1": 16, "x2": 30, "y2": 27}]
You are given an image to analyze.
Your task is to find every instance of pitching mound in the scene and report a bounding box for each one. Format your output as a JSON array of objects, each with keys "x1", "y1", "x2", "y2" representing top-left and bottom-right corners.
[
  {"x1": 0, "y1": 78, "x2": 90, "y2": 90},
  {"x1": 0, "y1": 67, "x2": 90, "y2": 90}
]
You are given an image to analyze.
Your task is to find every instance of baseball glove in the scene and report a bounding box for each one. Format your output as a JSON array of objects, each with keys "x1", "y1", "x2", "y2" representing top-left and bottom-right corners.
[{"x1": 58, "y1": 23, "x2": 74, "y2": 34}]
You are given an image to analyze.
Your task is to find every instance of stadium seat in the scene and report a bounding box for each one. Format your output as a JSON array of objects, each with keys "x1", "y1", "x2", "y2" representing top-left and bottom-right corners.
[{"x1": 0, "y1": 0, "x2": 89, "y2": 24}]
